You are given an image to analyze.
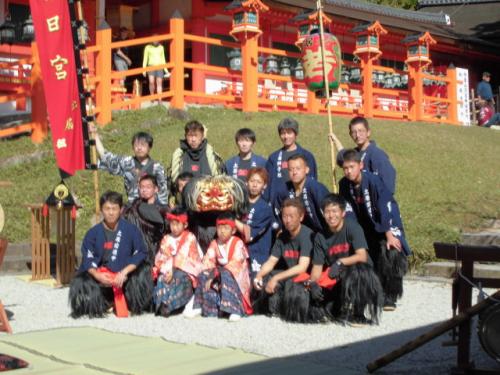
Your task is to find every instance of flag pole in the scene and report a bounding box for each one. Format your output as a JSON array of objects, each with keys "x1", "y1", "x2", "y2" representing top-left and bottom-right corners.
[
  {"x1": 315, "y1": 0, "x2": 338, "y2": 193},
  {"x1": 73, "y1": 0, "x2": 100, "y2": 221}
]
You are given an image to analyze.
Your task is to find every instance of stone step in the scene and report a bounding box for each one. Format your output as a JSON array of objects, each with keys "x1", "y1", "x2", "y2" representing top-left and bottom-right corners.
[
  {"x1": 461, "y1": 232, "x2": 500, "y2": 246},
  {"x1": 422, "y1": 261, "x2": 500, "y2": 279}
]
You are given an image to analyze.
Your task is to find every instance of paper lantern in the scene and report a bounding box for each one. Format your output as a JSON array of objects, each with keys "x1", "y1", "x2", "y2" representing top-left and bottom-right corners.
[{"x1": 301, "y1": 30, "x2": 342, "y2": 93}]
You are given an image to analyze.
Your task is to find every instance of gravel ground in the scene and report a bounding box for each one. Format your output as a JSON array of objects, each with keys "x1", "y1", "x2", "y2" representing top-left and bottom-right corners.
[{"x1": 0, "y1": 275, "x2": 498, "y2": 374}]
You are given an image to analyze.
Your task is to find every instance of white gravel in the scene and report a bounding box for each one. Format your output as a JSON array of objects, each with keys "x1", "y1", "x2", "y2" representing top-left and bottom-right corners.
[{"x1": 0, "y1": 275, "x2": 498, "y2": 374}]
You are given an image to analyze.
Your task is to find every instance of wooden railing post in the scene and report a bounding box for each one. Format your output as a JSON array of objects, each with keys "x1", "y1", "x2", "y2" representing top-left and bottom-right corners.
[
  {"x1": 447, "y1": 67, "x2": 458, "y2": 125},
  {"x1": 170, "y1": 12, "x2": 185, "y2": 110},
  {"x1": 30, "y1": 42, "x2": 48, "y2": 143},
  {"x1": 361, "y1": 59, "x2": 374, "y2": 118},
  {"x1": 241, "y1": 35, "x2": 259, "y2": 112},
  {"x1": 95, "y1": 23, "x2": 112, "y2": 125},
  {"x1": 408, "y1": 64, "x2": 423, "y2": 122}
]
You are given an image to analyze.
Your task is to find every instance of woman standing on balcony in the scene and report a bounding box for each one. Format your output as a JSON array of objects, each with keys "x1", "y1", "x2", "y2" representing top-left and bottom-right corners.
[{"x1": 142, "y1": 36, "x2": 171, "y2": 105}]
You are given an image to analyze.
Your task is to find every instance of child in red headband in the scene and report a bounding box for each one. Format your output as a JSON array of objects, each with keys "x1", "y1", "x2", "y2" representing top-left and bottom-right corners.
[
  {"x1": 186, "y1": 212, "x2": 252, "y2": 321},
  {"x1": 153, "y1": 207, "x2": 203, "y2": 317}
]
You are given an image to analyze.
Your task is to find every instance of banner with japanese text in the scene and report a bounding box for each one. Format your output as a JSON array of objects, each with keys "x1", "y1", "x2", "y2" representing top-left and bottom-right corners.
[{"x1": 29, "y1": 0, "x2": 86, "y2": 175}]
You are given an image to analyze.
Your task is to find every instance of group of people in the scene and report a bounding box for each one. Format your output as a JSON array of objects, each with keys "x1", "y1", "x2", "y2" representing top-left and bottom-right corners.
[
  {"x1": 113, "y1": 28, "x2": 170, "y2": 104},
  {"x1": 476, "y1": 71, "x2": 500, "y2": 128},
  {"x1": 69, "y1": 116, "x2": 411, "y2": 326}
]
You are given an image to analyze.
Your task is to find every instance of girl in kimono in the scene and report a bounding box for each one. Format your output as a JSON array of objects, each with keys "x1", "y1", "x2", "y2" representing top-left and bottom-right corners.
[
  {"x1": 153, "y1": 207, "x2": 203, "y2": 317},
  {"x1": 187, "y1": 212, "x2": 252, "y2": 321}
]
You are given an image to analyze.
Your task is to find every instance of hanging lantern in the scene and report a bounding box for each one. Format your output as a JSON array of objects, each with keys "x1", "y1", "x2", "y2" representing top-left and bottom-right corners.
[
  {"x1": 393, "y1": 72, "x2": 401, "y2": 88},
  {"x1": 258, "y1": 56, "x2": 265, "y2": 73},
  {"x1": 384, "y1": 73, "x2": 394, "y2": 88},
  {"x1": 280, "y1": 57, "x2": 291, "y2": 76},
  {"x1": 341, "y1": 66, "x2": 350, "y2": 83},
  {"x1": 0, "y1": 14, "x2": 16, "y2": 45},
  {"x1": 265, "y1": 54, "x2": 279, "y2": 74},
  {"x1": 227, "y1": 48, "x2": 242, "y2": 71},
  {"x1": 401, "y1": 73, "x2": 408, "y2": 87},
  {"x1": 301, "y1": 29, "x2": 342, "y2": 94},
  {"x1": 350, "y1": 67, "x2": 361, "y2": 83},
  {"x1": 21, "y1": 15, "x2": 35, "y2": 42},
  {"x1": 293, "y1": 60, "x2": 304, "y2": 80}
]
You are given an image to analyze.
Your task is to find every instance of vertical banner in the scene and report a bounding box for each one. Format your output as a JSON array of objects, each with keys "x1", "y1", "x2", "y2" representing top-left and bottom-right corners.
[
  {"x1": 29, "y1": 0, "x2": 86, "y2": 175},
  {"x1": 456, "y1": 67, "x2": 471, "y2": 126}
]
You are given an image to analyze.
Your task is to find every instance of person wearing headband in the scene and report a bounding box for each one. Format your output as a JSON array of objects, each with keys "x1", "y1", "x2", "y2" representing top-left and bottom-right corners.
[
  {"x1": 153, "y1": 207, "x2": 203, "y2": 317},
  {"x1": 187, "y1": 212, "x2": 252, "y2": 322}
]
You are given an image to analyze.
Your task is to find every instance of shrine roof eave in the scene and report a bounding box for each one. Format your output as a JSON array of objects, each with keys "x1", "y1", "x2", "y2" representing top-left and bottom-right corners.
[{"x1": 274, "y1": 0, "x2": 451, "y2": 27}]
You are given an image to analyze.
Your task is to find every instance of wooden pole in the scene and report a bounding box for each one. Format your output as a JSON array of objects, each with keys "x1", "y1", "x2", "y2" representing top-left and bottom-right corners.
[
  {"x1": 75, "y1": 0, "x2": 100, "y2": 221},
  {"x1": 366, "y1": 290, "x2": 500, "y2": 373},
  {"x1": 316, "y1": 0, "x2": 337, "y2": 193}
]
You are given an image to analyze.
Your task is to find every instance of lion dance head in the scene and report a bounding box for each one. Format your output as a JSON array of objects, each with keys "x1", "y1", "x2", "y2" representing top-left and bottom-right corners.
[{"x1": 183, "y1": 175, "x2": 248, "y2": 218}]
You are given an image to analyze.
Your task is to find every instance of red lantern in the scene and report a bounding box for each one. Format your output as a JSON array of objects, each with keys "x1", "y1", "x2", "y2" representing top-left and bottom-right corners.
[{"x1": 301, "y1": 31, "x2": 342, "y2": 94}]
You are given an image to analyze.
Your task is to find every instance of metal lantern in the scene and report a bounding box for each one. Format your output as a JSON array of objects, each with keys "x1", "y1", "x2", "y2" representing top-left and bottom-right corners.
[
  {"x1": 280, "y1": 57, "x2": 291, "y2": 76},
  {"x1": 0, "y1": 14, "x2": 16, "y2": 45},
  {"x1": 384, "y1": 73, "x2": 394, "y2": 88},
  {"x1": 393, "y1": 72, "x2": 401, "y2": 88},
  {"x1": 301, "y1": 30, "x2": 342, "y2": 93},
  {"x1": 227, "y1": 48, "x2": 242, "y2": 71},
  {"x1": 265, "y1": 54, "x2": 279, "y2": 74},
  {"x1": 350, "y1": 67, "x2": 361, "y2": 83},
  {"x1": 258, "y1": 56, "x2": 264, "y2": 73},
  {"x1": 341, "y1": 66, "x2": 350, "y2": 83},
  {"x1": 293, "y1": 60, "x2": 304, "y2": 80},
  {"x1": 21, "y1": 15, "x2": 34, "y2": 42}
]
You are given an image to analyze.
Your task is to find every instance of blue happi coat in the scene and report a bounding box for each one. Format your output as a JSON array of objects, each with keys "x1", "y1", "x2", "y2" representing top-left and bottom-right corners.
[
  {"x1": 337, "y1": 141, "x2": 396, "y2": 195},
  {"x1": 265, "y1": 143, "x2": 317, "y2": 202},
  {"x1": 274, "y1": 177, "x2": 329, "y2": 232},
  {"x1": 339, "y1": 171, "x2": 411, "y2": 256},
  {"x1": 79, "y1": 218, "x2": 148, "y2": 273},
  {"x1": 225, "y1": 153, "x2": 267, "y2": 180},
  {"x1": 246, "y1": 197, "x2": 274, "y2": 273}
]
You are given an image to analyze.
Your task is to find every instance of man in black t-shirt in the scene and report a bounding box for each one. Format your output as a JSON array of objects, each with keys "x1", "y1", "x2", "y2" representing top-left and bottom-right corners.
[
  {"x1": 310, "y1": 194, "x2": 383, "y2": 325},
  {"x1": 253, "y1": 198, "x2": 313, "y2": 321}
]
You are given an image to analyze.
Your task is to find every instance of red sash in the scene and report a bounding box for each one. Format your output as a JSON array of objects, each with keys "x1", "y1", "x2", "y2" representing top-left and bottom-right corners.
[
  {"x1": 97, "y1": 267, "x2": 129, "y2": 318},
  {"x1": 293, "y1": 267, "x2": 337, "y2": 289}
]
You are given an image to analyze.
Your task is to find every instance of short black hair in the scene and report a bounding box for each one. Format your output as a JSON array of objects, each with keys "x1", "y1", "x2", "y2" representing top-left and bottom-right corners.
[
  {"x1": 170, "y1": 206, "x2": 187, "y2": 216},
  {"x1": 99, "y1": 191, "x2": 123, "y2": 208},
  {"x1": 321, "y1": 193, "x2": 346, "y2": 212},
  {"x1": 131, "y1": 132, "x2": 153, "y2": 148},
  {"x1": 177, "y1": 172, "x2": 194, "y2": 182},
  {"x1": 342, "y1": 149, "x2": 362, "y2": 164},
  {"x1": 235, "y1": 128, "x2": 256, "y2": 143},
  {"x1": 287, "y1": 153, "x2": 308, "y2": 166},
  {"x1": 184, "y1": 120, "x2": 205, "y2": 134},
  {"x1": 348, "y1": 116, "x2": 370, "y2": 132},
  {"x1": 217, "y1": 211, "x2": 236, "y2": 221},
  {"x1": 139, "y1": 174, "x2": 158, "y2": 186},
  {"x1": 282, "y1": 197, "x2": 305, "y2": 215},
  {"x1": 277, "y1": 117, "x2": 299, "y2": 134}
]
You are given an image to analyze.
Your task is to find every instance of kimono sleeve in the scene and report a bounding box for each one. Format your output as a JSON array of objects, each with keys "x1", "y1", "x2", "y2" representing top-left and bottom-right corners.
[
  {"x1": 369, "y1": 150, "x2": 396, "y2": 196},
  {"x1": 312, "y1": 233, "x2": 327, "y2": 266},
  {"x1": 129, "y1": 225, "x2": 147, "y2": 266},
  {"x1": 225, "y1": 239, "x2": 247, "y2": 276},
  {"x1": 371, "y1": 176, "x2": 393, "y2": 233},
  {"x1": 305, "y1": 151, "x2": 318, "y2": 180},
  {"x1": 153, "y1": 162, "x2": 170, "y2": 205},
  {"x1": 201, "y1": 241, "x2": 218, "y2": 270},
  {"x1": 155, "y1": 236, "x2": 173, "y2": 275},
  {"x1": 249, "y1": 203, "x2": 273, "y2": 242},
  {"x1": 99, "y1": 151, "x2": 128, "y2": 176},
  {"x1": 80, "y1": 228, "x2": 99, "y2": 272}
]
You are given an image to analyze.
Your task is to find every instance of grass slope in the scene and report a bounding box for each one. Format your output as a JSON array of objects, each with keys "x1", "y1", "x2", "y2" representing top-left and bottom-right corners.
[{"x1": 1, "y1": 106, "x2": 499, "y2": 267}]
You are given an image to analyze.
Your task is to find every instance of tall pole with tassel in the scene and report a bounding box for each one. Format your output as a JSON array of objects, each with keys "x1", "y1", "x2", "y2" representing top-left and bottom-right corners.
[{"x1": 316, "y1": 0, "x2": 338, "y2": 193}]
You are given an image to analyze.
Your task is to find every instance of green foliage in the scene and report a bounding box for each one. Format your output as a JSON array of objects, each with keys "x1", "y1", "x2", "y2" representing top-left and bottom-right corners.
[
  {"x1": 365, "y1": 0, "x2": 418, "y2": 10},
  {"x1": 1, "y1": 106, "x2": 499, "y2": 269}
]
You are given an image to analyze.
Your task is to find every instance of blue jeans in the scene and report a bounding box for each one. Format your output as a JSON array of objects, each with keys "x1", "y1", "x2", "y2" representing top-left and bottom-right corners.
[{"x1": 485, "y1": 113, "x2": 500, "y2": 127}]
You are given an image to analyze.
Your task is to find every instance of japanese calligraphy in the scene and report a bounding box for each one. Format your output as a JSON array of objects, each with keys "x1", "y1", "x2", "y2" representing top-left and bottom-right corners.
[
  {"x1": 46, "y1": 15, "x2": 60, "y2": 32},
  {"x1": 65, "y1": 118, "x2": 74, "y2": 130},
  {"x1": 50, "y1": 55, "x2": 68, "y2": 80},
  {"x1": 56, "y1": 138, "x2": 67, "y2": 149}
]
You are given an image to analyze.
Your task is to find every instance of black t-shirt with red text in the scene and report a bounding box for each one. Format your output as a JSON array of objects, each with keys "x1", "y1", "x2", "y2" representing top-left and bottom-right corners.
[
  {"x1": 101, "y1": 227, "x2": 118, "y2": 267},
  {"x1": 271, "y1": 225, "x2": 314, "y2": 269},
  {"x1": 312, "y1": 218, "x2": 368, "y2": 266}
]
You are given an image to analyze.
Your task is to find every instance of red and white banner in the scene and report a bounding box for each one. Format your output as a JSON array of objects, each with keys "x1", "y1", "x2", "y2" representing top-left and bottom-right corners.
[{"x1": 29, "y1": 0, "x2": 85, "y2": 175}]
